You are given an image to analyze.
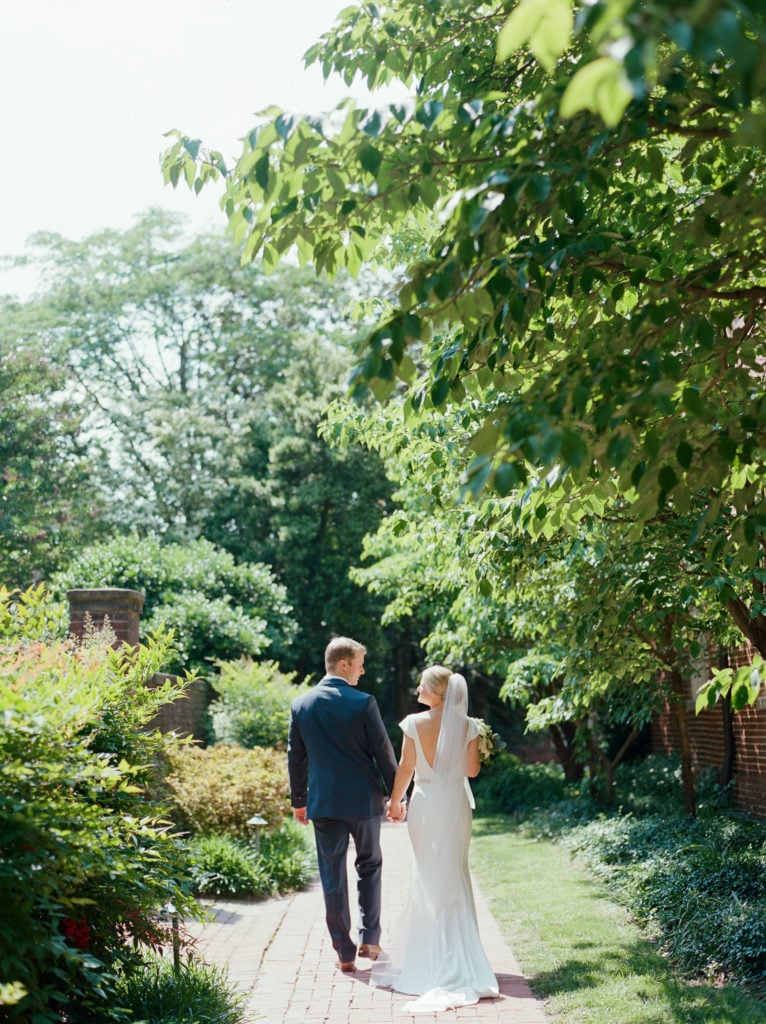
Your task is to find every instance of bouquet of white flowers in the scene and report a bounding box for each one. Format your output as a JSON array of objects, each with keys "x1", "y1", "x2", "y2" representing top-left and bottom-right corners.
[{"x1": 474, "y1": 718, "x2": 506, "y2": 763}]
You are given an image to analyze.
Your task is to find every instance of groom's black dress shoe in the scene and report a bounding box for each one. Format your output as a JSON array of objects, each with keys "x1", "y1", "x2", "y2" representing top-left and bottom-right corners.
[
  {"x1": 337, "y1": 960, "x2": 356, "y2": 973},
  {"x1": 358, "y1": 944, "x2": 381, "y2": 960}
]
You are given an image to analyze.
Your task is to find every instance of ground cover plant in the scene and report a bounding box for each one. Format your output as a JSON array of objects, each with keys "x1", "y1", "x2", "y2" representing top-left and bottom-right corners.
[
  {"x1": 471, "y1": 817, "x2": 766, "y2": 1024},
  {"x1": 472, "y1": 753, "x2": 766, "y2": 1019}
]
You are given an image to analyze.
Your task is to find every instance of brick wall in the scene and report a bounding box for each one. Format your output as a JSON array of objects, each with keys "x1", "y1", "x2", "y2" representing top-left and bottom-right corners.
[
  {"x1": 67, "y1": 587, "x2": 144, "y2": 646},
  {"x1": 67, "y1": 588, "x2": 212, "y2": 745},
  {"x1": 650, "y1": 642, "x2": 766, "y2": 819},
  {"x1": 146, "y1": 673, "x2": 212, "y2": 743}
]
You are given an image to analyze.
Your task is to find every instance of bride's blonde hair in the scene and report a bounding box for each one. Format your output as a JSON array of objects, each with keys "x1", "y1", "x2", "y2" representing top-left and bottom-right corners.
[{"x1": 420, "y1": 664, "x2": 451, "y2": 697}]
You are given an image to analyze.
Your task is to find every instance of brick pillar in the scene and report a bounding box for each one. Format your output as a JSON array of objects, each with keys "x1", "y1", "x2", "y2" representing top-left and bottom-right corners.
[{"x1": 67, "y1": 588, "x2": 144, "y2": 647}]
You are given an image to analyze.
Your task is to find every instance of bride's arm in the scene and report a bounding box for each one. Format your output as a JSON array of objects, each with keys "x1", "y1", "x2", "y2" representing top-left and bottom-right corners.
[
  {"x1": 388, "y1": 736, "x2": 416, "y2": 818},
  {"x1": 466, "y1": 736, "x2": 480, "y2": 778}
]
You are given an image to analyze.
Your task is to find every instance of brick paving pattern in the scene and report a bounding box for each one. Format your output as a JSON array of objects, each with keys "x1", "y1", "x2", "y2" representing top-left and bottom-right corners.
[{"x1": 187, "y1": 822, "x2": 549, "y2": 1024}]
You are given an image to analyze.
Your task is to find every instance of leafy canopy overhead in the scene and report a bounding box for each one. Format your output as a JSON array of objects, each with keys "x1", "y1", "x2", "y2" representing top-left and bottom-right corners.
[{"x1": 163, "y1": 1, "x2": 766, "y2": 566}]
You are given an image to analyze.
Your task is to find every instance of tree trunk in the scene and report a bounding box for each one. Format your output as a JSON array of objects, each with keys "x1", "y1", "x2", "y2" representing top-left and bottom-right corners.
[
  {"x1": 387, "y1": 629, "x2": 421, "y2": 721},
  {"x1": 720, "y1": 691, "x2": 735, "y2": 787},
  {"x1": 548, "y1": 722, "x2": 584, "y2": 781},
  {"x1": 726, "y1": 597, "x2": 766, "y2": 657},
  {"x1": 670, "y1": 667, "x2": 697, "y2": 819},
  {"x1": 604, "y1": 726, "x2": 641, "y2": 803}
]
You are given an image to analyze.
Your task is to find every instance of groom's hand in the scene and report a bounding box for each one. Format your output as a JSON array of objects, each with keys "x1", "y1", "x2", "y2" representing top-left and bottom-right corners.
[
  {"x1": 293, "y1": 806, "x2": 308, "y2": 826},
  {"x1": 387, "y1": 799, "x2": 407, "y2": 822}
]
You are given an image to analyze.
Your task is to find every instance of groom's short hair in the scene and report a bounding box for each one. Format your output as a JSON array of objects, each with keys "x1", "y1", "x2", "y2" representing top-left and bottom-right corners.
[{"x1": 325, "y1": 636, "x2": 366, "y2": 672}]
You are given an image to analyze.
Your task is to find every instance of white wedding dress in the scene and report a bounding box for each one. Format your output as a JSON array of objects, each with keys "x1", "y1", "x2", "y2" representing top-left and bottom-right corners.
[{"x1": 372, "y1": 683, "x2": 499, "y2": 1014}]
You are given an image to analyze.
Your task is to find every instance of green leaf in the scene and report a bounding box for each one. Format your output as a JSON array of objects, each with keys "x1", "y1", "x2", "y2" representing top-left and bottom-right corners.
[
  {"x1": 529, "y1": 0, "x2": 573, "y2": 72},
  {"x1": 681, "y1": 388, "x2": 704, "y2": 416},
  {"x1": 494, "y1": 462, "x2": 521, "y2": 496},
  {"x1": 658, "y1": 465, "x2": 678, "y2": 493},
  {"x1": 254, "y1": 153, "x2": 270, "y2": 192},
  {"x1": 360, "y1": 110, "x2": 383, "y2": 137},
  {"x1": 676, "y1": 442, "x2": 693, "y2": 469},
  {"x1": 359, "y1": 144, "x2": 383, "y2": 176},
  {"x1": 497, "y1": 0, "x2": 573, "y2": 71},
  {"x1": 430, "y1": 376, "x2": 450, "y2": 406},
  {"x1": 560, "y1": 57, "x2": 633, "y2": 127},
  {"x1": 182, "y1": 138, "x2": 201, "y2": 160}
]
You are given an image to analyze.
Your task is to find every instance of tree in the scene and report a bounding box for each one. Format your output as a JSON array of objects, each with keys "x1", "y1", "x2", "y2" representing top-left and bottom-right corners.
[
  {"x1": 8, "y1": 212, "x2": 398, "y2": 680},
  {"x1": 202, "y1": 332, "x2": 397, "y2": 678},
  {"x1": 13, "y1": 209, "x2": 360, "y2": 539},
  {"x1": 163, "y1": 0, "x2": 766, "y2": 701},
  {"x1": 331, "y1": 393, "x2": 746, "y2": 812},
  {"x1": 163, "y1": 0, "x2": 766, "y2": 556},
  {"x1": 0, "y1": 306, "x2": 98, "y2": 586}
]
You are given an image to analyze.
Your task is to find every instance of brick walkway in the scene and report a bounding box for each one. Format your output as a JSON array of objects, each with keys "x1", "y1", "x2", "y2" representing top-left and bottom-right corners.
[{"x1": 187, "y1": 821, "x2": 549, "y2": 1024}]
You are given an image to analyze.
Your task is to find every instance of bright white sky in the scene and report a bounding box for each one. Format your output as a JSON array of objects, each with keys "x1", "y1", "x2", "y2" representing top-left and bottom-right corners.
[{"x1": 1, "y1": 0, "x2": 387, "y2": 293}]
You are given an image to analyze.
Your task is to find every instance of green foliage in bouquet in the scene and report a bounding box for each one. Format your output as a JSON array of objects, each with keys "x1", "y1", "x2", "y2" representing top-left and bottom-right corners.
[
  {"x1": 0, "y1": 587, "x2": 200, "y2": 1023},
  {"x1": 210, "y1": 658, "x2": 310, "y2": 749},
  {"x1": 473, "y1": 717, "x2": 506, "y2": 764},
  {"x1": 161, "y1": 743, "x2": 291, "y2": 838}
]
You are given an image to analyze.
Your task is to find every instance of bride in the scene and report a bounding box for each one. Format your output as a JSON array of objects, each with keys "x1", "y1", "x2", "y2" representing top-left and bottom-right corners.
[{"x1": 373, "y1": 665, "x2": 499, "y2": 1014}]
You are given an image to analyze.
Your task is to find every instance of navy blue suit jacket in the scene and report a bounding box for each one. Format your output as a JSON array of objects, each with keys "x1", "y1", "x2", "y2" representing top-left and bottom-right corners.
[{"x1": 287, "y1": 677, "x2": 398, "y2": 819}]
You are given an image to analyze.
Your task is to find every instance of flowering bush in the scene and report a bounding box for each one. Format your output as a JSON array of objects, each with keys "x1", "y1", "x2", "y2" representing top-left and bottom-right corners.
[{"x1": 0, "y1": 586, "x2": 201, "y2": 1023}]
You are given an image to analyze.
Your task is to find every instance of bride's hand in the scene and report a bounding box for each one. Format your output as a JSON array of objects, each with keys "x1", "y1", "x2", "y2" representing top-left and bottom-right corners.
[{"x1": 388, "y1": 798, "x2": 407, "y2": 822}]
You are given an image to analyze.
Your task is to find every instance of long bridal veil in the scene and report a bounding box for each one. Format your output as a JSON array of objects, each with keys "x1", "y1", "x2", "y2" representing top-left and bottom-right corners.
[{"x1": 435, "y1": 672, "x2": 473, "y2": 795}]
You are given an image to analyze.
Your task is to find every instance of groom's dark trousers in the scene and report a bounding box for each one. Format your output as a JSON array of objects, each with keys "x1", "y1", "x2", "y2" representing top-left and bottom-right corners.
[
  {"x1": 288, "y1": 676, "x2": 397, "y2": 964},
  {"x1": 313, "y1": 817, "x2": 382, "y2": 962}
]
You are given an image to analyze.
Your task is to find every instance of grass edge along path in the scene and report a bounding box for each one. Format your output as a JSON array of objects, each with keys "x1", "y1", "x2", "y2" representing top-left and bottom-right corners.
[{"x1": 470, "y1": 815, "x2": 765, "y2": 1024}]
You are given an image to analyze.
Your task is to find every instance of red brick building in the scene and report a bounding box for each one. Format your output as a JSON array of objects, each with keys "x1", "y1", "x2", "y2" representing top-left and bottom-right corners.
[{"x1": 651, "y1": 642, "x2": 766, "y2": 818}]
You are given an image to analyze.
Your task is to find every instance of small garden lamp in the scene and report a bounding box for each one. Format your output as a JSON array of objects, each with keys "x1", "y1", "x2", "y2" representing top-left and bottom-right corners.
[
  {"x1": 160, "y1": 901, "x2": 180, "y2": 972},
  {"x1": 247, "y1": 813, "x2": 267, "y2": 853}
]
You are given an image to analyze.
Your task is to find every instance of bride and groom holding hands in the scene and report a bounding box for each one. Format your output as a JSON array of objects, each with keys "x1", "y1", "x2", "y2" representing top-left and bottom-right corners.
[{"x1": 287, "y1": 636, "x2": 499, "y2": 1014}]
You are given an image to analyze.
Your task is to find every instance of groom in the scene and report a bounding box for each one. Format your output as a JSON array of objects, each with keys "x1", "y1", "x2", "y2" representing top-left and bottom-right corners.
[{"x1": 287, "y1": 636, "x2": 398, "y2": 972}]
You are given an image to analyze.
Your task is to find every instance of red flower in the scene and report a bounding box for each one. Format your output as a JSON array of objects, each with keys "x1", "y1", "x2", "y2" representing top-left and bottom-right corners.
[{"x1": 62, "y1": 916, "x2": 91, "y2": 950}]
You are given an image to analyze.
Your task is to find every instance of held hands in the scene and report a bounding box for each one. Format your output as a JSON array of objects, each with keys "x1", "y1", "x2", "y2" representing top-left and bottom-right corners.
[{"x1": 386, "y1": 798, "x2": 407, "y2": 823}]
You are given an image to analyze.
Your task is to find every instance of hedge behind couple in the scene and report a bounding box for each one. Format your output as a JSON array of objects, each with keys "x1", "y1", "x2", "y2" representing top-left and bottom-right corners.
[{"x1": 287, "y1": 636, "x2": 499, "y2": 1015}]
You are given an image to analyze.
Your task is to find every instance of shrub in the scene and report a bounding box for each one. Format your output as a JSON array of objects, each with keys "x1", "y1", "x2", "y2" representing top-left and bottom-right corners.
[
  {"x1": 0, "y1": 587, "x2": 201, "y2": 1023},
  {"x1": 52, "y1": 535, "x2": 297, "y2": 674},
  {"x1": 621, "y1": 820, "x2": 766, "y2": 982},
  {"x1": 611, "y1": 753, "x2": 731, "y2": 817},
  {"x1": 188, "y1": 822, "x2": 313, "y2": 899},
  {"x1": 210, "y1": 658, "x2": 310, "y2": 748},
  {"x1": 188, "y1": 834, "x2": 272, "y2": 899},
  {"x1": 472, "y1": 751, "x2": 571, "y2": 814},
  {"x1": 161, "y1": 744, "x2": 291, "y2": 838},
  {"x1": 259, "y1": 818, "x2": 316, "y2": 892},
  {"x1": 115, "y1": 953, "x2": 246, "y2": 1024}
]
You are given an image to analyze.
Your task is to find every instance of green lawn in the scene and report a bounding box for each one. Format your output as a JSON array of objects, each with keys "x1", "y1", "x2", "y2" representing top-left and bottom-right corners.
[{"x1": 471, "y1": 815, "x2": 765, "y2": 1024}]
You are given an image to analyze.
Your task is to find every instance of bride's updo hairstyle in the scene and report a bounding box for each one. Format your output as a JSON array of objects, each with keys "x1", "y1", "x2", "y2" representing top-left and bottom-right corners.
[{"x1": 420, "y1": 665, "x2": 451, "y2": 699}]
